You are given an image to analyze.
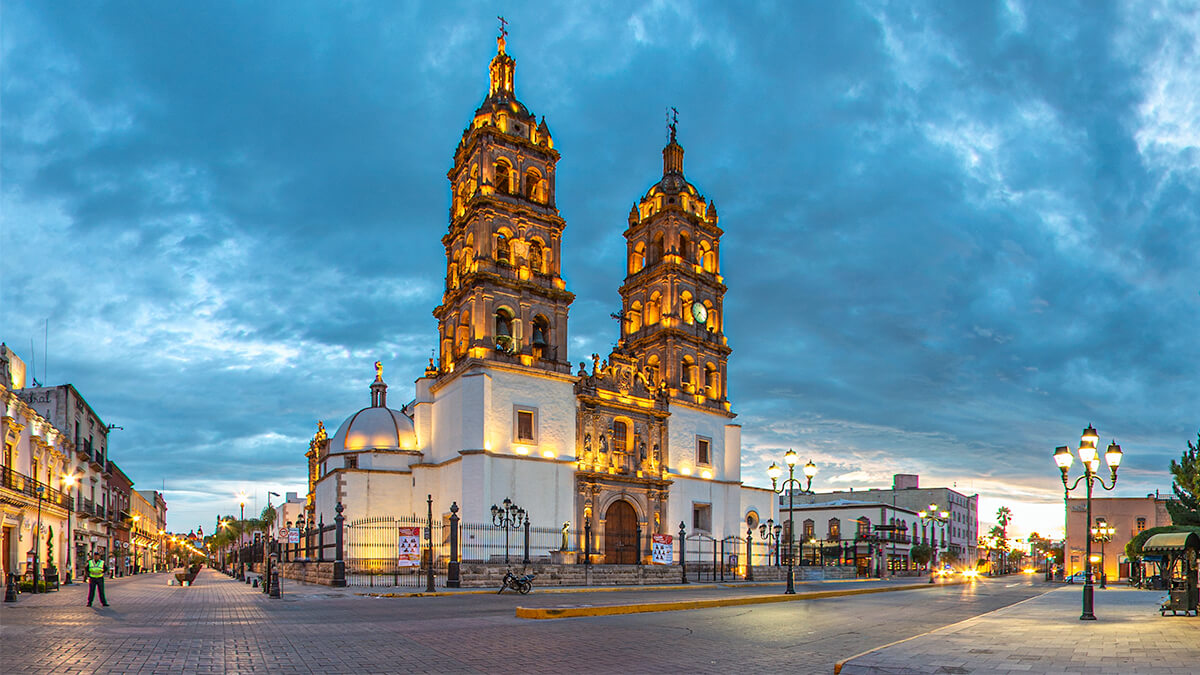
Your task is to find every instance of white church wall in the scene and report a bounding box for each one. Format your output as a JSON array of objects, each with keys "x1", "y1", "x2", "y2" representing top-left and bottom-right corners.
[
  {"x1": 723, "y1": 424, "x2": 741, "y2": 481},
  {"x1": 666, "y1": 405, "x2": 732, "y2": 480},
  {"x1": 740, "y1": 486, "x2": 777, "y2": 529},
  {"x1": 480, "y1": 368, "x2": 576, "y2": 461},
  {"x1": 481, "y1": 454, "x2": 576, "y2": 529}
]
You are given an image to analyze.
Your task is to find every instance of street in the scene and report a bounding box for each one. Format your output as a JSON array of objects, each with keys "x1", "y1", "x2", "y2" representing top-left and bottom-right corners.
[{"x1": 1, "y1": 571, "x2": 1052, "y2": 673}]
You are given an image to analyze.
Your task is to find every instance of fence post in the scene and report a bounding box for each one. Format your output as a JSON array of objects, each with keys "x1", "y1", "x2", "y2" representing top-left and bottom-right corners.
[
  {"x1": 332, "y1": 503, "x2": 346, "y2": 587},
  {"x1": 720, "y1": 539, "x2": 725, "y2": 582},
  {"x1": 425, "y1": 495, "x2": 435, "y2": 592},
  {"x1": 679, "y1": 522, "x2": 687, "y2": 584},
  {"x1": 447, "y1": 502, "x2": 461, "y2": 588},
  {"x1": 635, "y1": 522, "x2": 642, "y2": 566},
  {"x1": 318, "y1": 517, "x2": 326, "y2": 562},
  {"x1": 522, "y1": 517, "x2": 531, "y2": 565},
  {"x1": 712, "y1": 538, "x2": 717, "y2": 582},
  {"x1": 746, "y1": 527, "x2": 754, "y2": 581},
  {"x1": 584, "y1": 518, "x2": 591, "y2": 567}
]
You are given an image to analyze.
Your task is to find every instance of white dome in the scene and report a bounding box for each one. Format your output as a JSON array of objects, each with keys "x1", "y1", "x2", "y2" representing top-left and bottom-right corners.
[{"x1": 329, "y1": 406, "x2": 416, "y2": 454}]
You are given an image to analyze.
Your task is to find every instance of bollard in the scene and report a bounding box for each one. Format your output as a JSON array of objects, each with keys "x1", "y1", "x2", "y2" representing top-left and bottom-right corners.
[
  {"x1": 269, "y1": 568, "x2": 281, "y2": 598},
  {"x1": 4, "y1": 573, "x2": 18, "y2": 603},
  {"x1": 252, "y1": 577, "x2": 259, "y2": 588}
]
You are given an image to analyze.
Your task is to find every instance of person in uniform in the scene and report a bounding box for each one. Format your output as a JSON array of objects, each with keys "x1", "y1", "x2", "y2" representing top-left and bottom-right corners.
[{"x1": 86, "y1": 551, "x2": 109, "y2": 607}]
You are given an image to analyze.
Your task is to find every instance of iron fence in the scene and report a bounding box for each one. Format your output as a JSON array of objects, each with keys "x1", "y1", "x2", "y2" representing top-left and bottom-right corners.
[{"x1": 345, "y1": 515, "x2": 447, "y2": 587}]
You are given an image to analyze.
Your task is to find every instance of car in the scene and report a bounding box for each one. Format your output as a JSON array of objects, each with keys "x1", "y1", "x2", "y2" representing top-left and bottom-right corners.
[{"x1": 1066, "y1": 571, "x2": 1088, "y2": 584}]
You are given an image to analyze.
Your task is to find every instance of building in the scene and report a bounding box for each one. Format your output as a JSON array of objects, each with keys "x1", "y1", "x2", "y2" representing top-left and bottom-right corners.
[
  {"x1": 1, "y1": 347, "x2": 74, "y2": 584},
  {"x1": 273, "y1": 491, "x2": 307, "y2": 535},
  {"x1": 788, "y1": 474, "x2": 979, "y2": 566},
  {"x1": 106, "y1": 461, "x2": 134, "y2": 576},
  {"x1": 303, "y1": 32, "x2": 776, "y2": 562},
  {"x1": 130, "y1": 489, "x2": 159, "y2": 572},
  {"x1": 779, "y1": 500, "x2": 922, "y2": 575},
  {"x1": 1065, "y1": 492, "x2": 1173, "y2": 581}
]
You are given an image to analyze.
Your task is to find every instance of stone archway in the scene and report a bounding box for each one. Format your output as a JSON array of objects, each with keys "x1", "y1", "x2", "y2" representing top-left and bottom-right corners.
[{"x1": 604, "y1": 500, "x2": 638, "y2": 565}]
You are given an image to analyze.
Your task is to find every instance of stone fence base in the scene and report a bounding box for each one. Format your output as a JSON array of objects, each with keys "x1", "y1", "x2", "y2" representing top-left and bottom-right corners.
[
  {"x1": 458, "y1": 563, "x2": 681, "y2": 587},
  {"x1": 277, "y1": 561, "x2": 336, "y2": 585}
]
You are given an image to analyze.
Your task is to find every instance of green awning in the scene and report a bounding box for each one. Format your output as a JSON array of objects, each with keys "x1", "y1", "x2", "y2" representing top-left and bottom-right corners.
[{"x1": 1142, "y1": 532, "x2": 1200, "y2": 553}]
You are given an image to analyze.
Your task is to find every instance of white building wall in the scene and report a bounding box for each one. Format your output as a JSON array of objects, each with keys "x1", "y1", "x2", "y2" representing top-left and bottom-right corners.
[{"x1": 666, "y1": 404, "x2": 733, "y2": 480}]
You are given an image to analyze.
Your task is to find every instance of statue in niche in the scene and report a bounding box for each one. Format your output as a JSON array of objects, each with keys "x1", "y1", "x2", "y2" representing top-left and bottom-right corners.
[
  {"x1": 584, "y1": 432, "x2": 592, "y2": 452},
  {"x1": 599, "y1": 432, "x2": 608, "y2": 455},
  {"x1": 639, "y1": 440, "x2": 647, "y2": 464}
]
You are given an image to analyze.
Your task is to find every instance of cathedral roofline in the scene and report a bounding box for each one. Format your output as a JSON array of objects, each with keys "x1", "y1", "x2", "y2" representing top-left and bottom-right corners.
[{"x1": 428, "y1": 357, "x2": 578, "y2": 395}]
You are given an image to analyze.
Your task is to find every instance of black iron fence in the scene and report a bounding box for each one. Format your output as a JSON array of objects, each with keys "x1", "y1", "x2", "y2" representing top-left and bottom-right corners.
[
  {"x1": 0, "y1": 466, "x2": 73, "y2": 511},
  {"x1": 279, "y1": 521, "x2": 338, "y2": 563}
]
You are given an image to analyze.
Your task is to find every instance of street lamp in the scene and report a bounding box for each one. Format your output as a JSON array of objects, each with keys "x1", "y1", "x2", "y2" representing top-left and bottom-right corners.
[
  {"x1": 237, "y1": 493, "x2": 247, "y2": 580},
  {"x1": 768, "y1": 450, "x2": 818, "y2": 594},
  {"x1": 33, "y1": 485, "x2": 45, "y2": 593},
  {"x1": 62, "y1": 473, "x2": 78, "y2": 584},
  {"x1": 757, "y1": 519, "x2": 782, "y2": 567},
  {"x1": 918, "y1": 503, "x2": 949, "y2": 583},
  {"x1": 490, "y1": 498, "x2": 525, "y2": 564},
  {"x1": 1090, "y1": 519, "x2": 1115, "y2": 589},
  {"x1": 1054, "y1": 424, "x2": 1123, "y2": 621}
]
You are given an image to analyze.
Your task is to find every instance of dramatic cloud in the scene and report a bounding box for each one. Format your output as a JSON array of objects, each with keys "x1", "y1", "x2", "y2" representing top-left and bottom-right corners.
[{"x1": 3, "y1": 0, "x2": 1197, "y2": 537}]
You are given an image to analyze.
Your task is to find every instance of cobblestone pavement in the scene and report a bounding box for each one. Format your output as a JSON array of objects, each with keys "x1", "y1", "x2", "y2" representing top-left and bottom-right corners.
[
  {"x1": 1, "y1": 569, "x2": 1054, "y2": 673},
  {"x1": 837, "y1": 585, "x2": 1200, "y2": 674}
]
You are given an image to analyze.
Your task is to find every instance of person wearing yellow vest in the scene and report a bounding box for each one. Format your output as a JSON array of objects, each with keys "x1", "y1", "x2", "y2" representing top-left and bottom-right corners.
[{"x1": 86, "y1": 551, "x2": 109, "y2": 607}]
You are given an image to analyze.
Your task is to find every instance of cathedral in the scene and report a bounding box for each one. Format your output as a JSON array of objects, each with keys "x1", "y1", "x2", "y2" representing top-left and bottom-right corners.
[{"x1": 302, "y1": 31, "x2": 775, "y2": 562}]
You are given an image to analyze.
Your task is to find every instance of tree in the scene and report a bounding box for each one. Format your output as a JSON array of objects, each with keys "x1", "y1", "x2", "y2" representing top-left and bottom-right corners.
[
  {"x1": 46, "y1": 526, "x2": 55, "y2": 569},
  {"x1": 940, "y1": 549, "x2": 960, "y2": 567},
  {"x1": 1166, "y1": 430, "x2": 1200, "y2": 526},
  {"x1": 995, "y1": 507, "x2": 1013, "y2": 573},
  {"x1": 911, "y1": 543, "x2": 933, "y2": 567}
]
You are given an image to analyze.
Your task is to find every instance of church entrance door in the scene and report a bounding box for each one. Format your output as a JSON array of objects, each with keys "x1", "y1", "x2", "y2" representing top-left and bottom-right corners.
[{"x1": 604, "y1": 500, "x2": 638, "y2": 565}]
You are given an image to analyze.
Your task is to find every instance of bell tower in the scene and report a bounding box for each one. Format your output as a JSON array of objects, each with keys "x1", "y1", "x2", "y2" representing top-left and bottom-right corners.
[
  {"x1": 617, "y1": 117, "x2": 731, "y2": 412},
  {"x1": 434, "y1": 27, "x2": 574, "y2": 377}
]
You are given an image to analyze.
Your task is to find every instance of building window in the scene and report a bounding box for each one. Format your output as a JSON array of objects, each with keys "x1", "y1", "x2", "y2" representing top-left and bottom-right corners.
[
  {"x1": 613, "y1": 420, "x2": 628, "y2": 452},
  {"x1": 828, "y1": 518, "x2": 840, "y2": 539},
  {"x1": 696, "y1": 437, "x2": 711, "y2": 466},
  {"x1": 692, "y1": 503, "x2": 712, "y2": 532},
  {"x1": 803, "y1": 519, "x2": 815, "y2": 540},
  {"x1": 344, "y1": 455, "x2": 357, "y2": 470},
  {"x1": 857, "y1": 517, "x2": 870, "y2": 536},
  {"x1": 513, "y1": 406, "x2": 538, "y2": 444},
  {"x1": 1136, "y1": 517, "x2": 1146, "y2": 534}
]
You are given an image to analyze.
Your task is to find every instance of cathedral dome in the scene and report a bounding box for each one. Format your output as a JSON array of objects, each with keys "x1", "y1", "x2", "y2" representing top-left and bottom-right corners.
[{"x1": 327, "y1": 364, "x2": 416, "y2": 454}]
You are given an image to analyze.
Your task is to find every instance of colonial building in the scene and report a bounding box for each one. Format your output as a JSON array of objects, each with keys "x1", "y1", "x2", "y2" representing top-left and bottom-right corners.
[
  {"x1": 303, "y1": 32, "x2": 775, "y2": 561},
  {"x1": 1065, "y1": 491, "x2": 1173, "y2": 581}
]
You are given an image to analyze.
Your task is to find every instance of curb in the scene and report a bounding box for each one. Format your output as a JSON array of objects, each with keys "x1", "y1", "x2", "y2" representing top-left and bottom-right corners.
[
  {"x1": 356, "y1": 576, "x2": 878, "y2": 598},
  {"x1": 832, "y1": 585, "x2": 1055, "y2": 674},
  {"x1": 515, "y1": 579, "x2": 968, "y2": 620}
]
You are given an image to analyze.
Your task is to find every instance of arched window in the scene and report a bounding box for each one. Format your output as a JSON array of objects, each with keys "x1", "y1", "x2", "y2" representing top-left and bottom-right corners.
[
  {"x1": 651, "y1": 232, "x2": 665, "y2": 263},
  {"x1": 705, "y1": 303, "x2": 718, "y2": 332},
  {"x1": 681, "y1": 355, "x2": 696, "y2": 391},
  {"x1": 645, "y1": 354, "x2": 660, "y2": 386},
  {"x1": 525, "y1": 169, "x2": 543, "y2": 202},
  {"x1": 529, "y1": 240, "x2": 545, "y2": 274},
  {"x1": 494, "y1": 308, "x2": 514, "y2": 349},
  {"x1": 531, "y1": 315, "x2": 550, "y2": 350},
  {"x1": 627, "y1": 301, "x2": 643, "y2": 334},
  {"x1": 448, "y1": 261, "x2": 459, "y2": 290},
  {"x1": 679, "y1": 232, "x2": 691, "y2": 262},
  {"x1": 702, "y1": 242, "x2": 718, "y2": 273},
  {"x1": 828, "y1": 518, "x2": 840, "y2": 539},
  {"x1": 496, "y1": 231, "x2": 511, "y2": 265},
  {"x1": 680, "y1": 291, "x2": 694, "y2": 325},
  {"x1": 494, "y1": 159, "x2": 512, "y2": 193},
  {"x1": 630, "y1": 242, "x2": 646, "y2": 274},
  {"x1": 454, "y1": 310, "x2": 471, "y2": 357},
  {"x1": 803, "y1": 519, "x2": 815, "y2": 539},
  {"x1": 857, "y1": 517, "x2": 870, "y2": 536},
  {"x1": 704, "y1": 363, "x2": 720, "y2": 399},
  {"x1": 646, "y1": 292, "x2": 661, "y2": 325}
]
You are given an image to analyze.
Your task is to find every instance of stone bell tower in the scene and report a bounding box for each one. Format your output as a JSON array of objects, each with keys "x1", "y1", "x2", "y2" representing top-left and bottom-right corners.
[
  {"x1": 433, "y1": 27, "x2": 574, "y2": 377},
  {"x1": 616, "y1": 116, "x2": 731, "y2": 413}
]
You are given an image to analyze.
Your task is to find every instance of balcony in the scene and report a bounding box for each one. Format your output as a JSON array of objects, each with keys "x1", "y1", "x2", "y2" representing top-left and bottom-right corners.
[{"x1": 0, "y1": 466, "x2": 73, "y2": 511}]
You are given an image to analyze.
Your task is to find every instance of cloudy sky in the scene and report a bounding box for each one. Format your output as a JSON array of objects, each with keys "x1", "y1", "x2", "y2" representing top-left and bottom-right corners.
[{"x1": 3, "y1": 1, "x2": 1197, "y2": 539}]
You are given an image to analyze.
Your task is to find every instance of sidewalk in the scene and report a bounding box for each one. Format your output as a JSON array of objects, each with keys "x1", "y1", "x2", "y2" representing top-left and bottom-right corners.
[{"x1": 836, "y1": 586, "x2": 1199, "y2": 674}]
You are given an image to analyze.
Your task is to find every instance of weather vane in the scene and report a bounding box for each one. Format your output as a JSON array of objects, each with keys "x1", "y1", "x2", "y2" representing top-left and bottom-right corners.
[{"x1": 498, "y1": 15, "x2": 508, "y2": 40}]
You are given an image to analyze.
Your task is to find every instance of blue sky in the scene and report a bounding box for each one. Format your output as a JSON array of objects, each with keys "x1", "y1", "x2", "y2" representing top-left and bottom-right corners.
[{"x1": 3, "y1": 1, "x2": 1197, "y2": 538}]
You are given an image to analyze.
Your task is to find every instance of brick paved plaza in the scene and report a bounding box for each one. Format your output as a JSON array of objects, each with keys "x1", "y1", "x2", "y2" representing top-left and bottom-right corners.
[{"x1": 3, "y1": 570, "x2": 1191, "y2": 673}]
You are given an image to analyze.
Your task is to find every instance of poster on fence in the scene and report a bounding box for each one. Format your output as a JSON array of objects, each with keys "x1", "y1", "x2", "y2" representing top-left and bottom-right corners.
[
  {"x1": 287, "y1": 528, "x2": 300, "y2": 544},
  {"x1": 397, "y1": 527, "x2": 421, "y2": 567},
  {"x1": 651, "y1": 534, "x2": 673, "y2": 565}
]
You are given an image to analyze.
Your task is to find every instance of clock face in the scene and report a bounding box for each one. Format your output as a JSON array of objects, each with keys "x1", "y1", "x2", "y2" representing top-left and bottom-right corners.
[{"x1": 692, "y1": 302, "x2": 708, "y2": 323}]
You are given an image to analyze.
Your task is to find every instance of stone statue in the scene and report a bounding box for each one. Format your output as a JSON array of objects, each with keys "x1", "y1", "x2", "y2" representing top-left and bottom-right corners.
[
  {"x1": 599, "y1": 433, "x2": 608, "y2": 454},
  {"x1": 584, "y1": 433, "x2": 592, "y2": 452},
  {"x1": 578, "y1": 361, "x2": 588, "y2": 376},
  {"x1": 374, "y1": 360, "x2": 384, "y2": 381},
  {"x1": 592, "y1": 353, "x2": 601, "y2": 374},
  {"x1": 561, "y1": 522, "x2": 570, "y2": 551}
]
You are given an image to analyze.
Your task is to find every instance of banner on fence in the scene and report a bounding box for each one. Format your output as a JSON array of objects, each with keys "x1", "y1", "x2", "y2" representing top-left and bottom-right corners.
[
  {"x1": 287, "y1": 528, "x2": 300, "y2": 544},
  {"x1": 397, "y1": 527, "x2": 421, "y2": 567},
  {"x1": 651, "y1": 534, "x2": 673, "y2": 564}
]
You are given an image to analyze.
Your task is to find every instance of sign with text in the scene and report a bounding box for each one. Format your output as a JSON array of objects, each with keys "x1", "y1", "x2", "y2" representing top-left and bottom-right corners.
[
  {"x1": 651, "y1": 534, "x2": 673, "y2": 565},
  {"x1": 287, "y1": 528, "x2": 300, "y2": 544},
  {"x1": 397, "y1": 527, "x2": 421, "y2": 567}
]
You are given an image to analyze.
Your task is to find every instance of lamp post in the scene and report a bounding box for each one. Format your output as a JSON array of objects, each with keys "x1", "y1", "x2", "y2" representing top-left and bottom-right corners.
[
  {"x1": 238, "y1": 493, "x2": 247, "y2": 580},
  {"x1": 62, "y1": 474, "x2": 78, "y2": 584},
  {"x1": 1090, "y1": 519, "x2": 1115, "y2": 589},
  {"x1": 767, "y1": 451, "x2": 817, "y2": 594},
  {"x1": 33, "y1": 485, "x2": 45, "y2": 593},
  {"x1": 1054, "y1": 424, "x2": 1123, "y2": 621},
  {"x1": 490, "y1": 498, "x2": 525, "y2": 565},
  {"x1": 918, "y1": 503, "x2": 949, "y2": 583},
  {"x1": 131, "y1": 514, "x2": 141, "y2": 574}
]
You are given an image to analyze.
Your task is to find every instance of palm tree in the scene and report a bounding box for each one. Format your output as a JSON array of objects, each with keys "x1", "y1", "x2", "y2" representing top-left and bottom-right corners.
[{"x1": 995, "y1": 507, "x2": 1013, "y2": 573}]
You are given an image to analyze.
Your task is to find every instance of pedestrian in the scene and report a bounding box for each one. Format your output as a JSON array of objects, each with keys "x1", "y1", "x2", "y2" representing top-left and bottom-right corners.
[{"x1": 86, "y1": 551, "x2": 109, "y2": 607}]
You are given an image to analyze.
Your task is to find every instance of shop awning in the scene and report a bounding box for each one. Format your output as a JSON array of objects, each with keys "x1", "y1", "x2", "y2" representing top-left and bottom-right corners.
[{"x1": 1142, "y1": 531, "x2": 1200, "y2": 554}]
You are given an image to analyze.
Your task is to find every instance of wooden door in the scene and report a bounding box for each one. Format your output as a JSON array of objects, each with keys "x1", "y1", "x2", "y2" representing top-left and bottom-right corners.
[{"x1": 604, "y1": 501, "x2": 638, "y2": 565}]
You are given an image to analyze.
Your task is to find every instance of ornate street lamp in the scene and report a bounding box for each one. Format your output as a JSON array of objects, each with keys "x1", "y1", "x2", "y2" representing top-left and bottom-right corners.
[
  {"x1": 768, "y1": 451, "x2": 818, "y2": 594},
  {"x1": 918, "y1": 503, "x2": 949, "y2": 583},
  {"x1": 1090, "y1": 519, "x2": 1115, "y2": 589},
  {"x1": 62, "y1": 473, "x2": 78, "y2": 584},
  {"x1": 757, "y1": 519, "x2": 782, "y2": 567},
  {"x1": 490, "y1": 498, "x2": 525, "y2": 564},
  {"x1": 237, "y1": 493, "x2": 247, "y2": 580},
  {"x1": 1055, "y1": 424, "x2": 1123, "y2": 620}
]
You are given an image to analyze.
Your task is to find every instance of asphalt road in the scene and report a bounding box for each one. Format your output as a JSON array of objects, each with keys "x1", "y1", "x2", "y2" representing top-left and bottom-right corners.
[{"x1": 0, "y1": 570, "x2": 1052, "y2": 673}]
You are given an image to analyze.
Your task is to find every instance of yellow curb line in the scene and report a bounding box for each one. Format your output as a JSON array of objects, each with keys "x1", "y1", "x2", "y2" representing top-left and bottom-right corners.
[
  {"x1": 357, "y1": 577, "x2": 881, "y2": 598},
  {"x1": 832, "y1": 585, "x2": 1055, "y2": 674},
  {"x1": 515, "y1": 579, "x2": 968, "y2": 620}
]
